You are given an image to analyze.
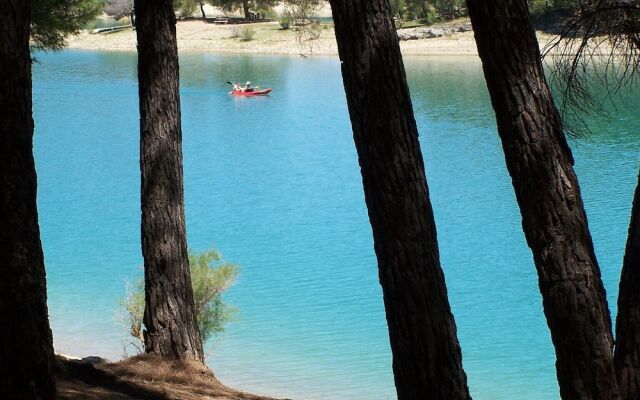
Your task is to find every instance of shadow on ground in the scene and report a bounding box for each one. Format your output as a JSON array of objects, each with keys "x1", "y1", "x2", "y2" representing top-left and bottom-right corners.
[{"x1": 56, "y1": 354, "x2": 287, "y2": 400}]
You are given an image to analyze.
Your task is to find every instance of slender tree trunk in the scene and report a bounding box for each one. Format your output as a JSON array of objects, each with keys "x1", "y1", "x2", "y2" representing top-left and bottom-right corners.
[
  {"x1": 615, "y1": 172, "x2": 640, "y2": 400},
  {"x1": 134, "y1": 0, "x2": 204, "y2": 362},
  {"x1": 200, "y1": 2, "x2": 206, "y2": 19},
  {"x1": 0, "y1": 0, "x2": 57, "y2": 398},
  {"x1": 243, "y1": 1, "x2": 251, "y2": 20},
  {"x1": 328, "y1": 1, "x2": 471, "y2": 399},
  {"x1": 466, "y1": 1, "x2": 619, "y2": 399},
  {"x1": 129, "y1": 8, "x2": 136, "y2": 29}
]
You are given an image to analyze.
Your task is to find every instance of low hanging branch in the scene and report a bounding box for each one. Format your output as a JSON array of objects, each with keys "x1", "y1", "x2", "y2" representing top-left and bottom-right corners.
[
  {"x1": 544, "y1": 3, "x2": 640, "y2": 399},
  {"x1": 543, "y1": 0, "x2": 640, "y2": 135},
  {"x1": 283, "y1": 0, "x2": 324, "y2": 53}
]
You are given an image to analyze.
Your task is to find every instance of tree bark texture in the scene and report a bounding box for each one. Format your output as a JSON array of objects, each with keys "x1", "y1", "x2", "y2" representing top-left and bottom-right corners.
[
  {"x1": 243, "y1": 1, "x2": 251, "y2": 20},
  {"x1": 615, "y1": 172, "x2": 640, "y2": 400},
  {"x1": 134, "y1": 0, "x2": 204, "y2": 362},
  {"x1": 328, "y1": 1, "x2": 471, "y2": 399},
  {"x1": 466, "y1": 1, "x2": 619, "y2": 399},
  {"x1": 0, "y1": 1, "x2": 57, "y2": 398}
]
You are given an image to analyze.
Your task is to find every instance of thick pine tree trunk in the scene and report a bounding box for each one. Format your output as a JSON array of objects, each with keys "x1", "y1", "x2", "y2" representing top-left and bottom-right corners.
[
  {"x1": 0, "y1": 0, "x2": 57, "y2": 398},
  {"x1": 328, "y1": 1, "x2": 471, "y2": 399},
  {"x1": 134, "y1": 0, "x2": 204, "y2": 362},
  {"x1": 466, "y1": 1, "x2": 619, "y2": 399},
  {"x1": 243, "y1": 1, "x2": 251, "y2": 20},
  {"x1": 615, "y1": 173, "x2": 640, "y2": 400}
]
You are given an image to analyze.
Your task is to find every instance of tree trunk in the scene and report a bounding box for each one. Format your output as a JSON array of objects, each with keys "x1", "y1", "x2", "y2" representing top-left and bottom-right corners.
[
  {"x1": 615, "y1": 172, "x2": 640, "y2": 400},
  {"x1": 243, "y1": 1, "x2": 251, "y2": 20},
  {"x1": 466, "y1": 1, "x2": 619, "y2": 399},
  {"x1": 134, "y1": 0, "x2": 204, "y2": 362},
  {"x1": 328, "y1": 1, "x2": 471, "y2": 399},
  {"x1": 200, "y1": 2, "x2": 206, "y2": 19},
  {"x1": 0, "y1": 0, "x2": 57, "y2": 398}
]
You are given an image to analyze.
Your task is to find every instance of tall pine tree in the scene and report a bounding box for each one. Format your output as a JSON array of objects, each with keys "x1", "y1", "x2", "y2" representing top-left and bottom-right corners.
[
  {"x1": 467, "y1": 0, "x2": 620, "y2": 398},
  {"x1": 134, "y1": 0, "x2": 205, "y2": 361},
  {"x1": 329, "y1": 1, "x2": 472, "y2": 398},
  {"x1": 0, "y1": 0, "x2": 57, "y2": 398}
]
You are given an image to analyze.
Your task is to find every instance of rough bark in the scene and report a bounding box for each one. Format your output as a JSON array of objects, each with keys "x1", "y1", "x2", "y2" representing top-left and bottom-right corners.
[
  {"x1": 243, "y1": 1, "x2": 251, "y2": 20},
  {"x1": 466, "y1": 1, "x2": 619, "y2": 399},
  {"x1": 328, "y1": 1, "x2": 471, "y2": 399},
  {"x1": 134, "y1": 0, "x2": 204, "y2": 362},
  {"x1": 615, "y1": 172, "x2": 640, "y2": 400},
  {"x1": 0, "y1": 0, "x2": 57, "y2": 398}
]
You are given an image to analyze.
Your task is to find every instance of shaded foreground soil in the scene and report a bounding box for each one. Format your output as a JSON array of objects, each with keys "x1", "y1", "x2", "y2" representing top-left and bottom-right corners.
[{"x1": 56, "y1": 354, "x2": 286, "y2": 400}]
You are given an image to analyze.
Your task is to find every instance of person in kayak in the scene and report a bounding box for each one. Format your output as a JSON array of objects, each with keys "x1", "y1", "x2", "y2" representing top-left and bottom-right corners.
[{"x1": 245, "y1": 81, "x2": 255, "y2": 92}]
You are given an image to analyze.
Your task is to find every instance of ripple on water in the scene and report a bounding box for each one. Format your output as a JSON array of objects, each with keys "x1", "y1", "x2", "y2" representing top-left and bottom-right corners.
[{"x1": 33, "y1": 51, "x2": 640, "y2": 400}]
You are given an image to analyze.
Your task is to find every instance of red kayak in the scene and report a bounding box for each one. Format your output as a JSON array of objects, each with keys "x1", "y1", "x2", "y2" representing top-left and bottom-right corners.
[{"x1": 230, "y1": 88, "x2": 272, "y2": 96}]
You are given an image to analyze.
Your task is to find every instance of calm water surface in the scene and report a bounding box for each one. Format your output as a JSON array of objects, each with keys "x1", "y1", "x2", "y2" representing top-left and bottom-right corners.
[{"x1": 32, "y1": 51, "x2": 640, "y2": 400}]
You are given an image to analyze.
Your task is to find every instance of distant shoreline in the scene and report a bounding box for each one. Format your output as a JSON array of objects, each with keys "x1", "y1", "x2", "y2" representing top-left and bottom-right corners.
[{"x1": 67, "y1": 19, "x2": 547, "y2": 57}]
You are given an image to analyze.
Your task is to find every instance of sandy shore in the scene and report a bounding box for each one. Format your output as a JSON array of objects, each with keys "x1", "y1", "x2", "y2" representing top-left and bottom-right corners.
[{"x1": 66, "y1": 19, "x2": 557, "y2": 56}]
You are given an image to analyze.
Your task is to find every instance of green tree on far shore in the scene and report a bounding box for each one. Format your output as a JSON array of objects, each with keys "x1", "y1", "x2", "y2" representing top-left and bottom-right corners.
[
  {"x1": 210, "y1": 0, "x2": 277, "y2": 20},
  {"x1": 175, "y1": 0, "x2": 208, "y2": 18},
  {"x1": 528, "y1": 0, "x2": 577, "y2": 16},
  {"x1": 391, "y1": 0, "x2": 467, "y2": 27},
  {"x1": 105, "y1": 0, "x2": 135, "y2": 26}
]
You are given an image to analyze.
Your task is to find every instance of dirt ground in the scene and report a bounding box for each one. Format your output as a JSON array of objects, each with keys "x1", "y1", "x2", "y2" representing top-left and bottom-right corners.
[
  {"x1": 56, "y1": 354, "x2": 287, "y2": 400},
  {"x1": 65, "y1": 19, "x2": 519, "y2": 56}
]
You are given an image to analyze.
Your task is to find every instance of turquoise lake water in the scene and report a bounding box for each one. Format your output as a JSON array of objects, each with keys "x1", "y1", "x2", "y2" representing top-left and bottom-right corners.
[{"x1": 32, "y1": 51, "x2": 639, "y2": 399}]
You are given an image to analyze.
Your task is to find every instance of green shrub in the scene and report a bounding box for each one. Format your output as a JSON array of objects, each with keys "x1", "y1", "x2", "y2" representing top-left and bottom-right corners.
[
  {"x1": 240, "y1": 26, "x2": 256, "y2": 41},
  {"x1": 258, "y1": 7, "x2": 277, "y2": 19},
  {"x1": 189, "y1": 250, "x2": 239, "y2": 342},
  {"x1": 118, "y1": 279, "x2": 145, "y2": 347},
  {"x1": 280, "y1": 15, "x2": 292, "y2": 29},
  {"x1": 118, "y1": 249, "x2": 239, "y2": 350}
]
